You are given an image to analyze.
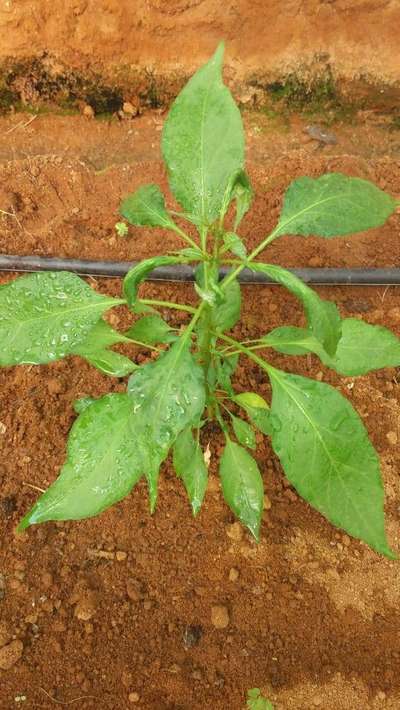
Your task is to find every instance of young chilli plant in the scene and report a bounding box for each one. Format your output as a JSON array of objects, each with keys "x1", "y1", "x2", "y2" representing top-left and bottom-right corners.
[{"x1": 4, "y1": 44, "x2": 399, "y2": 557}]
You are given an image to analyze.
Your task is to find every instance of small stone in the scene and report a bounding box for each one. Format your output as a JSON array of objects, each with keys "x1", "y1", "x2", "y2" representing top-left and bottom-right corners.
[
  {"x1": 228, "y1": 567, "x2": 239, "y2": 582},
  {"x1": 123, "y1": 101, "x2": 137, "y2": 116},
  {"x1": 0, "y1": 422, "x2": 6, "y2": 434},
  {"x1": 83, "y1": 104, "x2": 95, "y2": 119},
  {"x1": 263, "y1": 494, "x2": 272, "y2": 510},
  {"x1": 0, "y1": 640, "x2": 23, "y2": 670},
  {"x1": 312, "y1": 698, "x2": 323, "y2": 707},
  {"x1": 211, "y1": 605, "x2": 230, "y2": 629},
  {"x1": 143, "y1": 599, "x2": 153, "y2": 611},
  {"x1": 376, "y1": 691, "x2": 386, "y2": 701},
  {"x1": 315, "y1": 371, "x2": 323, "y2": 381},
  {"x1": 386, "y1": 431, "x2": 398, "y2": 445},
  {"x1": 128, "y1": 692, "x2": 140, "y2": 703},
  {"x1": 182, "y1": 624, "x2": 203, "y2": 649},
  {"x1": 226, "y1": 522, "x2": 243, "y2": 542},
  {"x1": 74, "y1": 592, "x2": 97, "y2": 621},
  {"x1": 116, "y1": 551, "x2": 127, "y2": 561}
]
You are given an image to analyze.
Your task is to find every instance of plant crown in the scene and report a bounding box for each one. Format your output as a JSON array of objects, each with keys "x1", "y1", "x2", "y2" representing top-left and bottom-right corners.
[{"x1": 3, "y1": 44, "x2": 399, "y2": 558}]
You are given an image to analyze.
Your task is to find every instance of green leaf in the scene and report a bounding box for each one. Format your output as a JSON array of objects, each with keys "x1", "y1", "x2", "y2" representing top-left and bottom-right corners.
[
  {"x1": 277, "y1": 173, "x2": 396, "y2": 238},
  {"x1": 127, "y1": 338, "x2": 206, "y2": 510},
  {"x1": 120, "y1": 184, "x2": 175, "y2": 228},
  {"x1": 262, "y1": 325, "x2": 327, "y2": 357},
  {"x1": 19, "y1": 394, "x2": 143, "y2": 528},
  {"x1": 230, "y1": 170, "x2": 253, "y2": 230},
  {"x1": 223, "y1": 232, "x2": 247, "y2": 259},
  {"x1": 125, "y1": 315, "x2": 177, "y2": 345},
  {"x1": 219, "y1": 439, "x2": 264, "y2": 540},
  {"x1": 162, "y1": 43, "x2": 244, "y2": 225},
  {"x1": 234, "y1": 392, "x2": 272, "y2": 436},
  {"x1": 175, "y1": 247, "x2": 204, "y2": 260},
  {"x1": 173, "y1": 427, "x2": 208, "y2": 515},
  {"x1": 229, "y1": 413, "x2": 256, "y2": 450},
  {"x1": 73, "y1": 396, "x2": 96, "y2": 414},
  {"x1": 213, "y1": 276, "x2": 241, "y2": 331},
  {"x1": 0, "y1": 272, "x2": 122, "y2": 367},
  {"x1": 264, "y1": 320, "x2": 400, "y2": 378},
  {"x1": 249, "y1": 263, "x2": 341, "y2": 356},
  {"x1": 268, "y1": 368, "x2": 395, "y2": 557},
  {"x1": 216, "y1": 353, "x2": 238, "y2": 396},
  {"x1": 247, "y1": 688, "x2": 274, "y2": 710},
  {"x1": 72, "y1": 319, "x2": 137, "y2": 377},
  {"x1": 323, "y1": 318, "x2": 400, "y2": 376},
  {"x1": 123, "y1": 256, "x2": 183, "y2": 307},
  {"x1": 234, "y1": 392, "x2": 269, "y2": 409}
]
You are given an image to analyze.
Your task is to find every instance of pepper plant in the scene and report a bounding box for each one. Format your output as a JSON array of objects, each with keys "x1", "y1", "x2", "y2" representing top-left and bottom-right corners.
[{"x1": 3, "y1": 44, "x2": 399, "y2": 557}]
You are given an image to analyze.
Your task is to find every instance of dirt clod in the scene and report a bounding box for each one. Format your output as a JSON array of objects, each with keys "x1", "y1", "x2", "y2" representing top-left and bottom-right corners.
[
  {"x1": 211, "y1": 605, "x2": 230, "y2": 629},
  {"x1": 0, "y1": 640, "x2": 23, "y2": 670}
]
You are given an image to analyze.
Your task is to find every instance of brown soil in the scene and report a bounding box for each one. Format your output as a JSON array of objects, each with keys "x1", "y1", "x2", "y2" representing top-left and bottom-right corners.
[
  {"x1": 0, "y1": 112, "x2": 400, "y2": 709},
  {"x1": 1, "y1": 0, "x2": 400, "y2": 91}
]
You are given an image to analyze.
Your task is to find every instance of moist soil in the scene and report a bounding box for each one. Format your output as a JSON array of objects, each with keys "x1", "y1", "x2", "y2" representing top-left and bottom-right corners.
[{"x1": 0, "y1": 110, "x2": 399, "y2": 710}]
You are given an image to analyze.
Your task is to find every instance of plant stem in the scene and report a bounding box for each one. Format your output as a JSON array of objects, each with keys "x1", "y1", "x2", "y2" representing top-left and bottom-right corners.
[
  {"x1": 220, "y1": 225, "x2": 281, "y2": 291},
  {"x1": 139, "y1": 299, "x2": 196, "y2": 314},
  {"x1": 215, "y1": 332, "x2": 272, "y2": 374},
  {"x1": 169, "y1": 223, "x2": 200, "y2": 251}
]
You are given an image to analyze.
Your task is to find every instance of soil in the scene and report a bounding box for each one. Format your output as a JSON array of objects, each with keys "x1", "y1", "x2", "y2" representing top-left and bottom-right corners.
[
  {"x1": 1, "y1": 0, "x2": 400, "y2": 91},
  {"x1": 0, "y1": 110, "x2": 400, "y2": 709}
]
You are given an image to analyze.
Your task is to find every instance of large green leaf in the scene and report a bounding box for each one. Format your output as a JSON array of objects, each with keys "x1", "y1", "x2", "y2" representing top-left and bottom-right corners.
[
  {"x1": 323, "y1": 318, "x2": 400, "y2": 376},
  {"x1": 173, "y1": 427, "x2": 208, "y2": 515},
  {"x1": 276, "y1": 173, "x2": 396, "y2": 238},
  {"x1": 72, "y1": 319, "x2": 137, "y2": 377},
  {"x1": 127, "y1": 338, "x2": 206, "y2": 509},
  {"x1": 219, "y1": 438, "x2": 264, "y2": 540},
  {"x1": 213, "y1": 276, "x2": 241, "y2": 331},
  {"x1": 120, "y1": 184, "x2": 175, "y2": 228},
  {"x1": 123, "y1": 256, "x2": 184, "y2": 307},
  {"x1": 161, "y1": 43, "x2": 244, "y2": 225},
  {"x1": 0, "y1": 272, "x2": 122, "y2": 366},
  {"x1": 268, "y1": 367, "x2": 394, "y2": 557},
  {"x1": 125, "y1": 315, "x2": 177, "y2": 345},
  {"x1": 264, "y1": 320, "x2": 400, "y2": 377},
  {"x1": 249, "y1": 263, "x2": 341, "y2": 356},
  {"x1": 19, "y1": 394, "x2": 143, "y2": 528}
]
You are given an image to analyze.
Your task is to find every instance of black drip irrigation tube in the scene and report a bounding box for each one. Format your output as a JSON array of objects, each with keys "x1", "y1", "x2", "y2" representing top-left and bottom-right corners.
[{"x1": 0, "y1": 254, "x2": 399, "y2": 285}]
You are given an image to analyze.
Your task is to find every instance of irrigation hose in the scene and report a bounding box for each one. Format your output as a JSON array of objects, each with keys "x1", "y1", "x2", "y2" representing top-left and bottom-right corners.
[{"x1": 0, "y1": 254, "x2": 399, "y2": 285}]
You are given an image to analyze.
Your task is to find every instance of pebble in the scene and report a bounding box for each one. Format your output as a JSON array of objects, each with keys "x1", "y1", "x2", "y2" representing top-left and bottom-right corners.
[
  {"x1": 74, "y1": 593, "x2": 97, "y2": 621},
  {"x1": 116, "y1": 551, "x2": 127, "y2": 561},
  {"x1": 128, "y1": 692, "x2": 140, "y2": 703},
  {"x1": 226, "y1": 522, "x2": 243, "y2": 542},
  {"x1": 386, "y1": 431, "x2": 398, "y2": 445},
  {"x1": 0, "y1": 640, "x2": 23, "y2": 670},
  {"x1": 211, "y1": 605, "x2": 230, "y2": 629},
  {"x1": 263, "y1": 494, "x2": 272, "y2": 510},
  {"x1": 228, "y1": 567, "x2": 239, "y2": 582},
  {"x1": 83, "y1": 104, "x2": 95, "y2": 119},
  {"x1": 388, "y1": 307, "x2": 400, "y2": 321},
  {"x1": 312, "y1": 697, "x2": 323, "y2": 707}
]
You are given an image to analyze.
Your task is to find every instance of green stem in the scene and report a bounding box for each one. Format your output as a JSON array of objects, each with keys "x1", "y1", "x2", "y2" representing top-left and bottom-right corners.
[
  {"x1": 169, "y1": 223, "x2": 200, "y2": 251},
  {"x1": 220, "y1": 225, "x2": 281, "y2": 291},
  {"x1": 139, "y1": 299, "x2": 196, "y2": 314},
  {"x1": 216, "y1": 332, "x2": 272, "y2": 374}
]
